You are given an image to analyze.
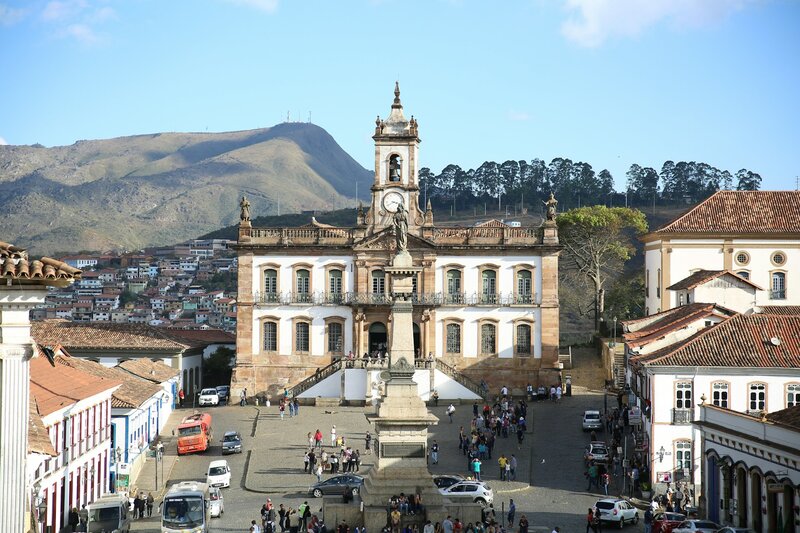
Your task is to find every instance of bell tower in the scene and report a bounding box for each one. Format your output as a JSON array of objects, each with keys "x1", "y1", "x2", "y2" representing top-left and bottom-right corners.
[{"x1": 367, "y1": 82, "x2": 425, "y2": 233}]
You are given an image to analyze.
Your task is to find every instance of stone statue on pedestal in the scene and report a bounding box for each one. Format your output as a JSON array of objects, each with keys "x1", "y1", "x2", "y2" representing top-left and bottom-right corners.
[
  {"x1": 240, "y1": 195, "x2": 251, "y2": 222},
  {"x1": 393, "y1": 201, "x2": 408, "y2": 252},
  {"x1": 544, "y1": 192, "x2": 558, "y2": 221}
]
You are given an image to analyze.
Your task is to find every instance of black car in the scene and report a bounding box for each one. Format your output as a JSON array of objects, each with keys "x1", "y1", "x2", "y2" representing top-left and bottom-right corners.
[
  {"x1": 433, "y1": 475, "x2": 464, "y2": 489},
  {"x1": 309, "y1": 474, "x2": 364, "y2": 498},
  {"x1": 221, "y1": 431, "x2": 243, "y2": 454}
]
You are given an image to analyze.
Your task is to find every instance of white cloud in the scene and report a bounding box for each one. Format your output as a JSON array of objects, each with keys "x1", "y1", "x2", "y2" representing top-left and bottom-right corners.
[
  {"x1": 42, "y1": 0, "x2": 88, "y2": 21},
  {"x1": 0, "y1": 3, "x2": 26, "y2": 25},
  {"x1": 0, "y1": 137, "x2": 8, "y2": 145},
  {"x1": 225, "y1": 0, "x2": 279, "y2": 13},
  {"x1": 508, "y1": 111, "x2": 531, "y2": 122},
  {"x1": 62, "y1": 23, "x2": 99, "y2": 44},
  {"x1": 560, "y1": 0, "x2": 751, "y2": 48}
]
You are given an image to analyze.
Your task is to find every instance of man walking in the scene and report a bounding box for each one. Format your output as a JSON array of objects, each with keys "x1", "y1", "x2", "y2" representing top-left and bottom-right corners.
[
  {"x1": 643, "y1": 507, "x2": 653, "y2": 533},
  {"x1": 509, "y1": 454, "x2": 518, "y2": 481},
  {"x1": 447, "y1": 403, "x2": 456, "y2": 423},
  {"x1": 498, "y1": 454, "x2": 507, "y2": 481},
  {"x1": 507, "y1": 499, "x2": 516, "y2": 527},
  {"x1": 430, "y1": 440, "x2": 439, "y2": 464}
]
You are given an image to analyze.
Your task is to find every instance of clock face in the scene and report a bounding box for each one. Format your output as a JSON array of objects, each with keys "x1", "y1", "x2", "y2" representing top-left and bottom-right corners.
[{"x1": 382, "y1": 190, "x2": 404, "y2": 213}]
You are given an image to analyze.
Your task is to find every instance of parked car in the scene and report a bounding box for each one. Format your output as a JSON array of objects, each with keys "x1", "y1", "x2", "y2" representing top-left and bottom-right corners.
[
  {"x1": 653, "y1": 512, "x2": 685, "y2": 533},
  {"x1": 433, "y1": 475, "x2": 465, "y2": 489},
  {"x1": 206, "y1": 459, "x2": 231, "y2": 488},
  {"x1": 198, "y1": 388, "x2": 220, "y2": 407},
  {"x1": 309, "y1": 474, "x2": 364, "y2": 497},
  {"x1": 221, "y1": 431, "x2": 243, "y2": 454},
  {"x1": 216, "y1": 385, "x2": 230, "y2": 404},
  {"x1": 439, "y1": 481, "x2": 493, "y2": 507},
  {"x1": 209, "y1": 486, "x2": 224, "y2": 517},
  {"x1": 672, "y1": 520, "x2": 720, "y2": 533},
  {"x1": 715, "y1": 528, "x2": 756, "y2": 533},
  {"x1": 584, "y1": 442, "x2": 610, "y2": 463},
  {"x1": 582, "y1": 410, "x2": 603, "y2": 431},
  {"x1": 594, "y1": 498, "x2": 639, "y2": 527}
]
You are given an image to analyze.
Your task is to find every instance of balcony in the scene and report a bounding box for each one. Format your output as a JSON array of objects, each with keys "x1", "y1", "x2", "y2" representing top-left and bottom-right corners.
[
  {"x1": 671, "y1": 408, "x2": 694, "y2": 425},
  {"x1": 253, "y1": 291, "x2": 540, "y2": 308}
]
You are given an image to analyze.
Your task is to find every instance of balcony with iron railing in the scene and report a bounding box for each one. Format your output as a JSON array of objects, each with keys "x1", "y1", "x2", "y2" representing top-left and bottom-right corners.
[
  {"x1": 671, "y1": 407, "x2": 694, "y2": 425},
  {"x1": 253, "y1": 291, "x2": 539, "y2": 307}
]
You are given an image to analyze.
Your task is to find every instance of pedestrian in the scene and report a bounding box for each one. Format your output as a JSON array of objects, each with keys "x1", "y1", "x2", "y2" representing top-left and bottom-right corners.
[
  {"x1": 507, "y1": 499, "x2": 516, "y2": 527},
  {"x1": 146, "y1": 492, "x2": 154, "y2": 517},
  {"x1": 304, "y1": 451, "x2": 310, "y2": 472},
  {"x1": 550, "y1": 528, "x2": 560, "y2": 533},
  {"x1": 593, "y1": 508, "x2": 602, "y2": 533},
  {"x1": 278, "y1": 504, "x2": 288, "y2": 532},
  {"x1": 518, "y1": 515, "x2": 528, "y2": 533},
  {"x1": 471, "y1": 457, "x2": 482, "y2": 481},
  {"x1": 643, "y1": 508, "x2": 653, "y2": 533},
  {"x1": 498, "y1": 454, "x2": 507, "y2": 480},
  {"x1": 586, "y1": 463, "x2": 599, "y2": 491},
  {"x1": 280, "y1": 401, "x2": 285, "y2": 420},
  {"x1": 365, "y1": 431, "x2": 372, "y2": 454},
  {"x1": 585, "y1": 508, "x2": 594, "y2": 533},
  {"x1": 316, "y1": 463, "x2": 323, "y2": 482},
  {"x1": 331, "y1": 425, "x2": 337, "y2": 447},
  {"x1": 241, "y1": 388, "x2": 247, "y2": 406},
  {"x1": 293, "y1": 398, "x2": 300, "y2": 416},
  {"x1": 432, "y1": 390, "x2": 439, "y2": 406},
  {"x1": 178, "y1": 388, "x2": 185, "y2": 408},
  {"x1": 430, "y1": 440, "x2": 439, "y2": 464},
  {"x1": 443, "y1": 516, "x2": 454, "y2": 533},
  {"x1": 600, "y1": 472, "x2": 609, "y2": 495},
  {"x1": 509, "y1": 454, "x2": 517, "y2": 481},
  {"x1": 314, "y1": 429, "x2": 323, "y2": 450},
  {"x1": 252, "y1": 519, "x2": 262, "y2": 533},
  {"x1": 447, "y1": 403, "x2": 456, "y2": 423}
]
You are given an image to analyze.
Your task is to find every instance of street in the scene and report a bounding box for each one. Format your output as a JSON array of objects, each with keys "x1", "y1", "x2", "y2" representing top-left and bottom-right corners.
[{"x1": 131, "y1": 387, "x2": 645, "y2": 532}]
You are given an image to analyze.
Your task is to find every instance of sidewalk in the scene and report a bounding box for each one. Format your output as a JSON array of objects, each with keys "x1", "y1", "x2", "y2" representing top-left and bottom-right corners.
[{"x1": 130, "y1": 409, "x2": 186, "y2": 499}]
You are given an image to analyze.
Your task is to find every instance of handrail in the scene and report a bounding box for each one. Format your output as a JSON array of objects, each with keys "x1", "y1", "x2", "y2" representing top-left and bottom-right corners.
[
  {"x1": 288, "y1": 359, "x2": 342, "y2": 397},
  {"x1": 434, "y1": 359, "x2": 488, "y2": 400}
]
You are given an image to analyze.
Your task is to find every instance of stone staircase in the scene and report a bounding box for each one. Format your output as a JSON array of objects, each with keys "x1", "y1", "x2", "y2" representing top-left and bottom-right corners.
[
  {"x1": 288, "y1": 359, "x2": 342, "y2": 398},
  {"x1": 433, "y1": 359, "x2": 489, "y2": 400}
]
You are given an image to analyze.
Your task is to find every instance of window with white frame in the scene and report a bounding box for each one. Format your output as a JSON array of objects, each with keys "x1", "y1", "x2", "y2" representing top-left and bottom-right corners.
[
  {"x1": 749, "y1": 382, "x2": 766, "y2": 412},
  {"x1": 787, "y1": 383, "x2": 799, "y2": 408},
  {"x1": 371, "y1": 270, "x2": 385, "y2": 295},
  {"x1": 771, "y1": 272, "x2": 786, "y2": 299},
  {"x1": 446, "y1": 269, "x2": 462, "y2": 304},
  {"x1": 481, "y1": 270, "x2": 497, "y2": 304},
  {"x1": 516, "y1": 269, "x2": 532, "y2": 304},
  {"x1": 712, "y1": 382, "x2": 728, "y2": 408},
  {"x1": 329, "y1": 269, "x2": 343, "y2": 295},
  {"x1": 675, "y1": 382, "x2": 692, "y2": 408}
]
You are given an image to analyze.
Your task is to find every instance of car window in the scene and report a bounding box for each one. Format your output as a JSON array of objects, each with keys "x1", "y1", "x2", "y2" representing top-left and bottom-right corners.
[
  {"x1": 677, "y1": 522, "x2": 689, "y2": 528},
  {"x1": 449, "y1": 485, "x2": 466, "y2": 493},
  {"x1": 465, "y1": 485, "x2": 478, "y2": 492},
  {"x1": 595, "y1": 502, "x2": 614, "y2": 510},
  {"x1": 209, "y1": 466, "x2": 227, "y2": 475},
  {"x1": 696, "y1": 522, "x2": 718, "y2": 528}
]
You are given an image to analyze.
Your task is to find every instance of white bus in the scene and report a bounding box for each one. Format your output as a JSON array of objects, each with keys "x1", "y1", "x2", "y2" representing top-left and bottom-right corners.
[{"x1": 161, "y1": 481, "x2": 210, "y2": 533}]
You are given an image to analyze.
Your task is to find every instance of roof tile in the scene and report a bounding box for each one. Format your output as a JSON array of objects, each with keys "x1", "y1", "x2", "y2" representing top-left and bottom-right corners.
[
  {"x1": 667, "y1": 269, "x2": 762, "y2": 291},
  {"x1": 0, "y1": 241, "x2": 82, "y2": 282},
  {"x1": 31, "y1": 320, "x2": 188, "y2": 351},
  {"x1": 30, "y1": 355, "x2": 120, "y2": 416}
]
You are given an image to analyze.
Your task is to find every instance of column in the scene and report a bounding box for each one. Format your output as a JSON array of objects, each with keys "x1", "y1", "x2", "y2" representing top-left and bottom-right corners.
[{"x1": 0, "y1": 343, "x2": 32, "y2": 533}]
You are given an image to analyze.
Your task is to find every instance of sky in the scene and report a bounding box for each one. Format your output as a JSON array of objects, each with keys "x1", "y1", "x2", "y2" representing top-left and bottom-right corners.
[{"x1": 1, "y1": 0, "x2": 799, "y2": 191}]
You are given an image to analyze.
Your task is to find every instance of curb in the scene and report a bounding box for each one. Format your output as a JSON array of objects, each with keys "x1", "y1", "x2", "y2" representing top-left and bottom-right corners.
[{"x1": 495, "y1": 485, "x2": 532, "y2": 495}]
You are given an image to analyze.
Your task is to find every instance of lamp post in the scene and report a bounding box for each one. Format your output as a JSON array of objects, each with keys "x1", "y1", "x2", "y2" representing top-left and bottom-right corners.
[
  {"x1": 89, "y1": 464, "x2": 95, "y2": 502},
  {"x1": 657, "y1": 446, "x2": 666, "y2": 463},
  {"x1": 114, "y1": 446, "x2": 122, "y2": 494}
]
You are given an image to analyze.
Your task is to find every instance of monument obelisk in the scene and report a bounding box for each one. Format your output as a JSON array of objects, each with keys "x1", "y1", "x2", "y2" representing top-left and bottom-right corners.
[{"x1": 358, "y1": 202, "x2": 447, "y2": 528}]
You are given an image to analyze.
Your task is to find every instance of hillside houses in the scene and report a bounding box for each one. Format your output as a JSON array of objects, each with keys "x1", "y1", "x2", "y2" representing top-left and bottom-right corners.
[{"x1": 33, "y1": 243, "x2": 238, "y2": 332}]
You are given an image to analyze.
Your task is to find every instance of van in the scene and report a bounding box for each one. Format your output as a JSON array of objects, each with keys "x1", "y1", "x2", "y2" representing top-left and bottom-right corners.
[
  {"x1": 206, "y1": 459, "x2": 231, "y2": 488},
  {"x1": 87, "y1": 493, "x2": 131, "y2": 533}
]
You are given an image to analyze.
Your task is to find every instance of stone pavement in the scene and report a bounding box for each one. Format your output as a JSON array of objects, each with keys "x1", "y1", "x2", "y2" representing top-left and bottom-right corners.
[{"x1": 129, "y1": 409, "x2": 187, "y2": 499}]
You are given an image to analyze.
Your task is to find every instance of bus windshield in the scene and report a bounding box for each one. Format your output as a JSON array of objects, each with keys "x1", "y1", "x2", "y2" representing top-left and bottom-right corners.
[
  {"x1": 162, "y1": 496, "x2": 205, "y2": 528},
  {"x1": 178, "y1": 426, "x2": 201, "y2": 437}
]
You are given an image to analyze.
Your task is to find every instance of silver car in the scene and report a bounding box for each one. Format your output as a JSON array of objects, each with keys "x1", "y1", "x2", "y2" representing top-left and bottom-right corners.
[
  {"x1": 439, "y1": 481, "x2": 493, "y2": 507},
  {"x1": 583, "y1": 410, "x2": 603, "y2": 431},
  {"x1": 209, "y1": 486, "x2": 224, "y2": 518}
]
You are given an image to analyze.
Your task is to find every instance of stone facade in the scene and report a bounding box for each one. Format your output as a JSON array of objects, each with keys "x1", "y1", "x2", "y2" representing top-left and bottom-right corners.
[{"x1": 231, "y1": 85, "x2": 561, "y2": 398}]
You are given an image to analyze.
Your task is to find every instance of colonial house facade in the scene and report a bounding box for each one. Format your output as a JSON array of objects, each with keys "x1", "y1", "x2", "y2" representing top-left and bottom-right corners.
[
  {"x1": 643, "y1": 190, "x2": 800, "y2": 315},
  {"x1": 232, "y1": 84, "x2": 561, "y2": 397},
  {"x1": 695, "y1": 404, "x2": 799, "y2": 533}
]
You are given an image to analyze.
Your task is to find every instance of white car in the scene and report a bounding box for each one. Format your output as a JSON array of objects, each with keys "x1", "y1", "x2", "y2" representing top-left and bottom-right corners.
[
  {"x1": 439, "y1": 480, "x2": 493, "y2": 507},
  {"x1": 208, "y1": 486, "x2": 224, "y2": 517},
  {"x1": 206, "y1": 460, "x2": 231, "y2": 488},
  {"x1": 583, "y1": 410, "x2": 603, "y2": 431},
  {"x1": 594, "y1": 498, "x2": 639, "y2": 527},
  {"x1": 198, "y1": 388, "x2": 220, "y2": 406},
  {"x1": 672, "y1": 520, "x2": 720, "y2": 533}
]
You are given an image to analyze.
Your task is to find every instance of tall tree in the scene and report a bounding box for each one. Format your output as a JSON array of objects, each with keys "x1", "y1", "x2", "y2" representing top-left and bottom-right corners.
[
  {"x1": 736, "y1": 169, "x2": 762, "y2": 190},
  {"x1": 557, "y1": 206, "x2": 649, "y2": 331}
]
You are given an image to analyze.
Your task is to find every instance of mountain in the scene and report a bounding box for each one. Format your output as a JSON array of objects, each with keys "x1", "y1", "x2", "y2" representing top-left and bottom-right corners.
[{"x1": 0, "y1": 123, "x2": 372, "y2": 255}]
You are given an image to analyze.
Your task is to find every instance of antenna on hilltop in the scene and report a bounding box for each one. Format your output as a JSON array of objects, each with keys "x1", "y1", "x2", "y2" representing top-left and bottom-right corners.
[
  {"x1": 286, "y1": 111, "x2": 290, "y2": 123},
  {"x1": 308, "y1": 111, "x2": 311, "y2": 123}
]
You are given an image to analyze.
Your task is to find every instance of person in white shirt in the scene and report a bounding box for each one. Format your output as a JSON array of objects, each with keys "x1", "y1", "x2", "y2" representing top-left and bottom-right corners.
[
  {"x1": 251, "y1": 519, "x2": 262, "y2": 533},
  {"x1": 446, "y1": 404, "x2": 456, "y2": 423},
  {"x1": 555, "y1": 385, "x2": 562, "y2": 402},
  {"x1": 500, "y1": 385, "x2": 508, "y2": 397},
  {"x1": 423, "y1": 521, "x2": 434, "y2": 533},
  {"x1": 330, "y1": 425, "x2": 337, "y2": 447}
]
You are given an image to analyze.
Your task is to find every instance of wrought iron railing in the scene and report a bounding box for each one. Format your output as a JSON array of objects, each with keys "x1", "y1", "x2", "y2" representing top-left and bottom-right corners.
[
  {"x1": 434, "y1": 359, "x2": 488, "y2": 400},
  {"x1": 288, "y1": 359, "x2": 342, "y2": 398},
  {"x1": 671, "y1": 408, "x2": 694, "y2": 425},
  {"x1": 254, "y1": 291, "x2": 539, "y2": 307}
]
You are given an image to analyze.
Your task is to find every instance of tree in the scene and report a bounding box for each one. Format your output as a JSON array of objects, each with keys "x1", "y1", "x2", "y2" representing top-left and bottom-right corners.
[
  {"x1": 557, "y1": 206, "x2": 649, "y2": 331},
  {"x1": 202, "y1": 346, "x2": 235, "y2": 387},
  {"x1": 736, "y1": 169, "x2": 762, "y2": 190}
]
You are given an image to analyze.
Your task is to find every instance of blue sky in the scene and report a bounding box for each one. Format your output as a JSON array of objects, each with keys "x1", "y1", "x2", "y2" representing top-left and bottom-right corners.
[{"x1": 1, "y1": 0, "x2": 799, "y2": 190}]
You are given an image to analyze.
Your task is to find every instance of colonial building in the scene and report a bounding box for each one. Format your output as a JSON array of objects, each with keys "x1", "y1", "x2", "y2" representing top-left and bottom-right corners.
[
  {"x1": 643, "y1": 190, "x2": 800, "y2": 315},
  {"x1": 232, "y1": 84, "x2": 561, "y2": 397}
]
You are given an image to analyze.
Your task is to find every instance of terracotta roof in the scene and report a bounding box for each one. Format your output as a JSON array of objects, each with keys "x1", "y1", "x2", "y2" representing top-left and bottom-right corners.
[
  {"x1": 28, "y1": 396, "x2": 57, "y2": 457},
  {"x1": 667, "y1": 269, "x2": 763, "y2": 291},
  {"x1": 31, "y1": 320, "x2": 188, "y2": 351},
  {"x1": 766, "y1": 405, "x2": 800, "y2": 430},
  {"x1": 653, "y1": 191, "x2": 800, "y2": 235},
  {"x1": 52, "y1": 349, "x2": 163, "y2": 409},
  {"x1": 0, "y1": 241, "x2": 82, "y2": 282},
  {"x1": 622, "y1": 303, "x2": 735, "y2": 348},
  {"x1": 634, "y1": 313, "x2": 800, "y2": 367},
  {"x1": 759, "y1": 306, "x2": 800, "y2": 316},
  {"x1": 117, "y1": 358, "x2": 180, "y2": 384},
  {"x1": 30, "y1": 355, "x2": 121, "y2": 416}
]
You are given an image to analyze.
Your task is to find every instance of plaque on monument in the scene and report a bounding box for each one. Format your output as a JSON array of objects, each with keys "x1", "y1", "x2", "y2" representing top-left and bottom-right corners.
[{"x1": 380, "y1": 443, "x2": 426, "y2": 458}]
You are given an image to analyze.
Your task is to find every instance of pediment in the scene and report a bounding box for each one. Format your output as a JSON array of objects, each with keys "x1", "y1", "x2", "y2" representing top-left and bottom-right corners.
[{"x1": 353, "y1": 227, "x2": 436, "y2": 251}]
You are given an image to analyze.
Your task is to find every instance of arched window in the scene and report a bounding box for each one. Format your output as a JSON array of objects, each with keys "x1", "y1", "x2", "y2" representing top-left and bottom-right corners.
[
  {"x1": 771, "y1": 272, "x2": 786, "y2": 300},
  {"x1": 262, "y1": 267, "x2": 279, "y2": 303},
  {"x1": 295, "y1": 320, "x2": 310, "y2": 353},
  {"x1": 749, "y1": 382, "x2": 766, "y2": 413},
  {"x1": 711, "y1": 382, "x2": 728, "y2": 408},
  {"x1": 515, "y1": 323, "x2": 531, "y2": 355},
  {"x1": 388, "y1": 154, "x2": 402, "y2": 182},
  {"x1": 787, "y1": 383, "x2": 800, "y2": 408},
  {"x1": 737, "y1": 270, "x2": 750, "y2": 280},
  {"x1": 263, "y1": 320, "x2": 278, "y2": 352},
  {"x1": 516, "y1": 269, "x2": 532, "y2": 304},
  {"x1": 295, "y1": 269, "x2": 311, "y2": 303},
  {"x1": 446, "y1": 268, "x2": 463, "y2": 304},
  {"x1": 445, "y1": 323, "x2": 461, "y2": 354},
  {"x1": 480, "y1": 323, "x2": 496, "y2": 355},
  {"x1": 675, "y1": 440, "x2": 692, "y2": 479},
  {"x1": 329, "y1": 269, "x2": 342, "y2": 295},
  {"x1": 481, "y1": 269, "x2": 497, "y2": 305},
  {"x1": 327, "y1": 322, "x2": 343, "y2": 354},
  {"x1": 675, "y1": 382, "x2": 692, "y2": 409}
]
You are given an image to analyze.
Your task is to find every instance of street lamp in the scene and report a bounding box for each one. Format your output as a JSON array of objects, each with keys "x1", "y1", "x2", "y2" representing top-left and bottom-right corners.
[
  {"x1": 657, "y1": 446, "x2": 666, "y2": 463},
  {"x1": 33, "y1": 481, "x2": 47, "y2": 527},
  {"x1": 114, "y1": 446, "x2": 122, "y2": 493}
]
